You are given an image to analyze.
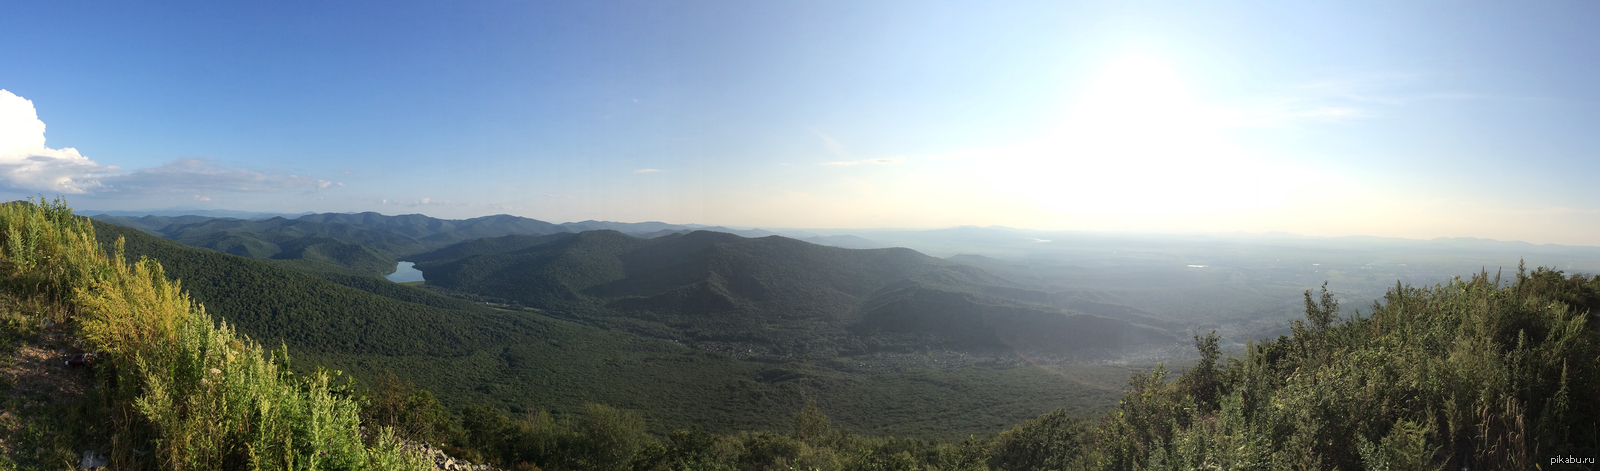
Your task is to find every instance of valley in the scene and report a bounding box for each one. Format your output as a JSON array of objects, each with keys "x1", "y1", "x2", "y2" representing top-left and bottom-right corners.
[
  {"x1": 88, "y1": 216, "x2": 1152, "y2": 438},
  {"x1": 75, "y1": 208, "x2": 1600, "y2": 468}
]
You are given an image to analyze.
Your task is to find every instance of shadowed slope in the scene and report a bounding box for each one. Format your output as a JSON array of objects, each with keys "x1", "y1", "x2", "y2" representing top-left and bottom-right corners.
[{"x1": 416, "y1": 230, "x2": 1176, "y2": 360}]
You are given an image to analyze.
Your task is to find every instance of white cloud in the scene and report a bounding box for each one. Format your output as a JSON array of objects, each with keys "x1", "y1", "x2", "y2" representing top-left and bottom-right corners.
[
  {"x1": 1220, "y1": 102, "x2": 1370, "y2": 127},
  {"x1": 1301, "y1": 74, "x2": 1422, "y2": 105},
  {"x1": 633, "y1": 168, "x2": 662, "y2": 173},
  {"x1": 817, "y1": 132, "x2": 849, "y2": 158},
  {"x1": 408, "y1": 197, "x2": 466, "y2": 207},
  {"x1": 823, "y1": 158, "x2": 904, "y2": 166},
  {"x1": 380, "y1": 197, "x2": 457, "y2": 207},
  {"x1": 1, "y1": 90, "x2": 347, "y2": 200},
  {"x1": 1218, "y1": 73, "x2": 1503, "y2": 127},
  {"x1": 0, "y1": 90, "x2": 122, "y2": 193},
  {"x1": 96, "y1": 158, "x2": 340, "y2": 194}
]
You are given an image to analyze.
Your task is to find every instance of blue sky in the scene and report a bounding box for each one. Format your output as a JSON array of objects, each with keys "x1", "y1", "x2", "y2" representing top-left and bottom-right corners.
[{"x1": 3, "y1": 1, "x2": 1600, "y2": 244}]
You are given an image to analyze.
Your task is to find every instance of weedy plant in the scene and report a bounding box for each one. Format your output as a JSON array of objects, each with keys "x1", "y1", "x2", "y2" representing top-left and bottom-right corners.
[{"x1": 0, "y1": 197, "x2": 431, "y2": 470}]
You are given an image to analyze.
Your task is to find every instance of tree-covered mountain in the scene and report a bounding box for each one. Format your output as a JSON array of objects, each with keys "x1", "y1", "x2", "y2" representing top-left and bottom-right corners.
[
  {"x1": 87, "y1": 212, "x2": 577, "y2": 274},
  {"x1": 74, "y1": 207, "x2": 1600, "y2": 469},
  {"x1": 296, "y1": 212, "x2": 570, "y2": 246},
  {"x1": 92, "y1": 221, "x2": 516, "y2": 357},
  {"x1": 89, "y1": 220, "x2": 1127, "y2": 437},
  {"x1": 86, "y1": 212, "x2": 891, "y2": 273},
  {"x1": 414, "y1": 229, "x2": 1175, "y2": 361}
]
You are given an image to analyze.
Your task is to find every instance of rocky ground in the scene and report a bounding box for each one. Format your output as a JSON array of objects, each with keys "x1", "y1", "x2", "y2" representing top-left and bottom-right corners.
[
  {"x1": 0, "y1": 318, "x2": 107, "y2": 468},
  {"x1": 397, "y1": 440, "x2": 502, "y2": 471}
]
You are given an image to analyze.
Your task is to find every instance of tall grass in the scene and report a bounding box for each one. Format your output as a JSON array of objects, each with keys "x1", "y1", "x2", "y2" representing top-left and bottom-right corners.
[{"x1": 0, "y1": 197, "x2": 430, "y2": 470}]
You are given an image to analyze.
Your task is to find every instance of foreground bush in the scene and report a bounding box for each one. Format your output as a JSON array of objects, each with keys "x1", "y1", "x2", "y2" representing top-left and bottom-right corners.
[
  {"x1": 1098, "y1": 272, "x2": 1598, "y2": 470},
  {"x1": 0, "y1": 198, "x2": 430, "y2": 470}
]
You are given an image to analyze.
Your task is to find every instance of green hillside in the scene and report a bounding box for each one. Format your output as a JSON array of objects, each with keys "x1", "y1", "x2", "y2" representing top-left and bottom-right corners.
[
  {"x1": 51, "y1": 205, "x2": 1600, "y2": 470},
  {"x1": 298, "y1": 212, "x2": 570, "y2": 246},
  {"x1": 406, "y1": 231, "x2": 579, "y2": 264},
  {"x1": 416, "y1": 229, "x2": 1175, "y2": 360},
  {"x1": 0, "y1": 200, "x2": 432, "y2": 469},
  {"x1": 88, "y1": 212, "x2": 576, "y2": 274},
  {"x1": 368, "y1": 268, "x2": 1600, "y2": 470},
  {"x1": 91, "y1": 221, "x2": 1124, "y2": 438},
  {"x1": 95, "y1": 222, "x2": 518, "y2": 357},
  {"x1": 856, "y1": 285, "x2": 1175, "y2": 356}
]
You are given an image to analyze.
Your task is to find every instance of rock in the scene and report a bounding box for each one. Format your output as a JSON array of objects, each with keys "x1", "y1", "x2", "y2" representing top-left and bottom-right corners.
[{"x1": 81, "y1": 449, "x2": 109, "y2": 469}]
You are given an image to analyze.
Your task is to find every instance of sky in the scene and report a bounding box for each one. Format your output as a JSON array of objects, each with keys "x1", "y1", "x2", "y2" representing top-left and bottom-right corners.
[{"x1": 3, "y1": 1, "x2": 1600, "y2": 244}]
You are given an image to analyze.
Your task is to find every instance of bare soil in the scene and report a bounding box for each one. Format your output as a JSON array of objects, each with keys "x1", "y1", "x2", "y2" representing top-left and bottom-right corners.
[{"x1": 0, "y1": 321, "x2": 103, "y2": 467}]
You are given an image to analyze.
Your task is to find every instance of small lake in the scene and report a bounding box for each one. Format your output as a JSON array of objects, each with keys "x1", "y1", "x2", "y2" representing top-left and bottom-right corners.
[{"x1": 385, "y1": 261, "x2": 425, "y2": 282}]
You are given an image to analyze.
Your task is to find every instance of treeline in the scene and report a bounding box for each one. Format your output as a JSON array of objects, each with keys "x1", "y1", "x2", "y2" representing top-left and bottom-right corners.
[
  {"x1": 363, "y1": 372, "x2": 1084, "y2": 471},
  {"x1": 378, "y1": 267, "x2": 1598, "y2": 470}
]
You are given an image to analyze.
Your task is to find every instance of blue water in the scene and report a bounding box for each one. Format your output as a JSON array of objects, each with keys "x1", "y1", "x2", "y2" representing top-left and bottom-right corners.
[{"x1": 385, "y1": 261, "x2": 425, "y2": 282}]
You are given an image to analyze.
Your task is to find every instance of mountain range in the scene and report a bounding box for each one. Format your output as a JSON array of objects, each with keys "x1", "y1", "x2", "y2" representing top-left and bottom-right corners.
[
  {"x1": 86, "y1": 211, "x2": 1167, "y2": 437},
  {"x1": 410, "y1": 229, "x2": 1173, "y2": 361},
  {"x1": 88, "y1": 212, "x2": 888, "y2": 274}
]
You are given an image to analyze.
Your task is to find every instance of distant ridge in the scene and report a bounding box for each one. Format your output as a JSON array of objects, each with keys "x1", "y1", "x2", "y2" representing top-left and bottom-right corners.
[
  {"x1": 412, "y1": 229, "x2": 1174, "y2": 360},
  {"x1": 84, "y1": 211, "x2": 1133, "y2": 438},
  {"x1": 88, "y1": 211, "x2": 577, "y2": 273},
  {"x1": 87, "y1": 212, "x2": 895, "y2": 273}
]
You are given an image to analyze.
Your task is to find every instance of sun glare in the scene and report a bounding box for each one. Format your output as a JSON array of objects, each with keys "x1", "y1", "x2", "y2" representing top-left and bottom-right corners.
[{"x1": 986, "y1": 54, "x2": 1292, "y2": 216}]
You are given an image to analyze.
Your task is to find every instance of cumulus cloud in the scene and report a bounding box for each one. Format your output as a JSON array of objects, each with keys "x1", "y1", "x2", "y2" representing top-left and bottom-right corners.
[
  {"x1": 633, "y1": 168, "x2": 662, "y2": 173},
  {"x1": 823, "y1": 157, "x2": 904, "y2": 166},
  {"x1": 1, "y1": 90, "x2": 346, "y2": 199},
  {"x1": 0, "y1": 90, "x2": 122, "y2": 193}
]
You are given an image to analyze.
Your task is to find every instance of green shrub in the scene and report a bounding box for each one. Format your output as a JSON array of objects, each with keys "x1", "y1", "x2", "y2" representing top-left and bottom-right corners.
[
  {"x1": 362, "y1": 370, "x2": 456, "y2": 445},
  {"x1": 0, "y1": 198, "x2": 429, "y2": 470},
  {"x1": 987, "y1": 408, "x2": 1090, "y2": 470}
]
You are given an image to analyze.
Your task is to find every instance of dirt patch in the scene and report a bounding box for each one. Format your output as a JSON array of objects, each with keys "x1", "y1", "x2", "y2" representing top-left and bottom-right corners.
[
  {"x1": 0, "y1": 321, "x2": 103, "y2": 466},
  {"x1": 0, "y1": 327, "x2": 95, "y2": 405}
]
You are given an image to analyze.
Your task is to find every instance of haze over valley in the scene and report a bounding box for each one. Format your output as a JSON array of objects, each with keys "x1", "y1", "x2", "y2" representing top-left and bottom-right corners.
[{"x1": 89, "y1": 209, "x2": 1600, "y2": 368}]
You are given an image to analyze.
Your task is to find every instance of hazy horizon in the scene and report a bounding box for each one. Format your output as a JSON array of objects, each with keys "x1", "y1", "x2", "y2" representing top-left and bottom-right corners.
[
  {"x1": 7, "y1": 2, "x2": 1600, "y2": 244},
  {"x1": 78, "y1": 204, "x2": 1600, "y2": 250}
]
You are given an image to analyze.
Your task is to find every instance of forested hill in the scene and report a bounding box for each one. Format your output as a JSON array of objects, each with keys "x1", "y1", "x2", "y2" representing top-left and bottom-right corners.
[
  {"x1": 294, "y1": 212, "x2": 568, "y2": 244},
  {"x1": 91, "y1": 221, "x2": 517, "y2": 357},
  {"x1": 86, "y1": 218, "x2": 1131, "y2": 438},
  {"x1": 89, "y1": 211, "x2": 577, "y2": 274},
  {"x1": 87, "y1": 212, "x2": 854, "y2": 276},
  {"x1": 414, "y1": 229, "x2": 1175, "y2": 360}
]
